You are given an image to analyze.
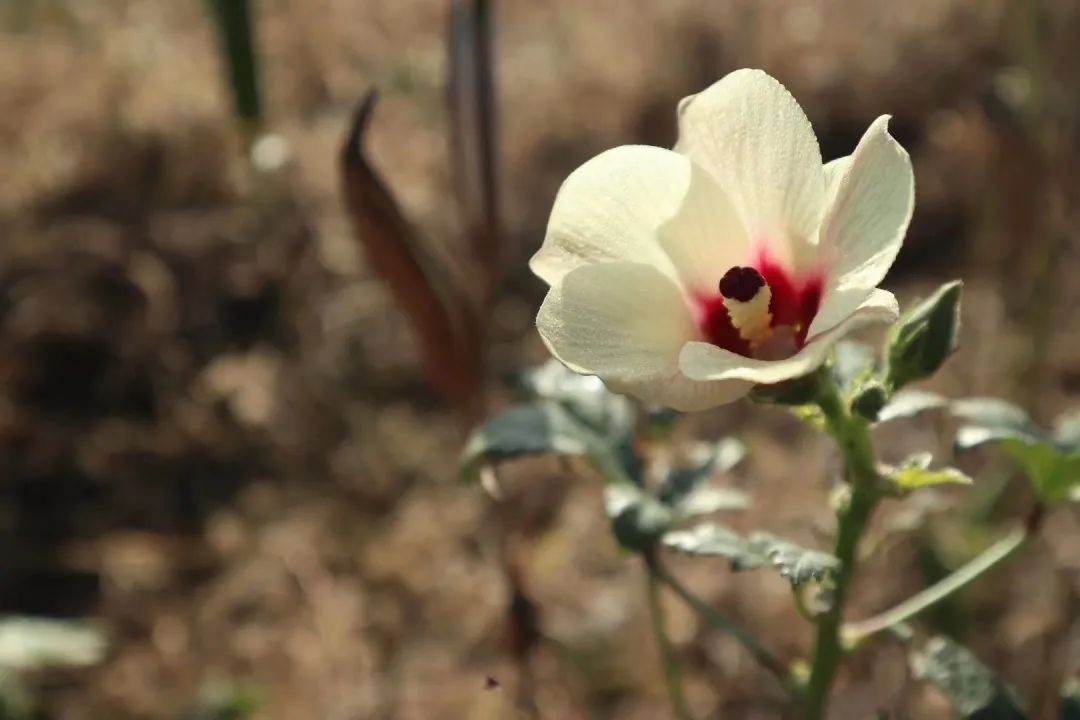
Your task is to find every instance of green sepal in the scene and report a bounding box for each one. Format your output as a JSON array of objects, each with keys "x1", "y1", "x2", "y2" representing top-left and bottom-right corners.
[
  {"x1": 886, "y1": 281, "x2": 963, "y2": 391},
  {"x1": 750, "y1": 371, "x2": 823, "y2": 406}
]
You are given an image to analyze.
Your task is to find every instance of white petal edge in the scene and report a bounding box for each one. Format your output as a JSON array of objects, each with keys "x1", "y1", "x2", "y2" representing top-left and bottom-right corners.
[
  {"x1": 536, "y1": 262, "x2": 751, "y2": 411},
  {"x1": 810, "y1": 115, "x2": 913, "y2": 338},
  {"x1": 675, "y1": 68, "x2": 824, "y2": 272},
  {"x1": 531, "y1": 145, "x2": 704, "y2": 286},
  {"x1": 679, "y1": 288, "x2": 899, "y2": 385}
]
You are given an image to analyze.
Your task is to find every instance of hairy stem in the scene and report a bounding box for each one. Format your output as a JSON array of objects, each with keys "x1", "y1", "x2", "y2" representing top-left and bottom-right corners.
[
  {"x1": 804, "y1": 380, "x2": 881, "y2": 720},
  {"x1": 650, "y1": 557, "x2": 794, "y2": 692},
  {"x1": 644, "y1": 554, "x2": 692, "y2": 720}
]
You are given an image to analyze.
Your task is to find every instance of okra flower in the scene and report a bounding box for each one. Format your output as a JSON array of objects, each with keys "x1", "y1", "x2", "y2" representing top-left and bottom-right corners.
[{"x1": 531, "y1": 69, "x2": 914, "y2": 411}]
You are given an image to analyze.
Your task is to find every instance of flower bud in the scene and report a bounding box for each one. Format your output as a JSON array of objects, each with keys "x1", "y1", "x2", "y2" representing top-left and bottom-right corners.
[
  {"x1": 851, "y1": 381, "x2": 888, "y2": 421},
  {"x1": 885, "y1": 281, "x2": 962, "y2": 391}
]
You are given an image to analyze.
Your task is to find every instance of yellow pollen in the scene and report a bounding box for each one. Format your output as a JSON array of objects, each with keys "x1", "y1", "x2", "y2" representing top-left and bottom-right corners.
[{"x1": 723, "y1": 284, "x2": 773, "y2": 348}]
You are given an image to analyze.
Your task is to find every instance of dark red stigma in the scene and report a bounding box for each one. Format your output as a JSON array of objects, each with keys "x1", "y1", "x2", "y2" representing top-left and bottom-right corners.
[{"x1": 718, "y1": 266, "x2": 765, "y2": 302}]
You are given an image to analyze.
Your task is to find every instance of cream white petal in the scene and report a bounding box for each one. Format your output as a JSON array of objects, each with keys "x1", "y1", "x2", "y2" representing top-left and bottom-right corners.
[
  {"x1": 679, "y1": 289, "x2": 899, "y2": 385},
  {"x1": 608, "y1": 374, "x2": 752, "y2": 413},
  {"x1": 536, "y1": 262, "x2": 750, "y2": 411},
  {"x1": 656, "y1": 160, "x2": 751, "y2": 295},
  {"x1": 807, "y1": 286, "x2": 875, "y2": 342},
  {"x1": 823, "y1": 155, "x2": 851, "y2": 204},
  {"x1": 531, "y1": 145, "x2": 707, "y2": 286},
  {"x1": 810, "y1": 115, "x2": 913, "y2": 338},
  {"x1": 675, "y1": 69, "x2": 824, "y2": 272}
]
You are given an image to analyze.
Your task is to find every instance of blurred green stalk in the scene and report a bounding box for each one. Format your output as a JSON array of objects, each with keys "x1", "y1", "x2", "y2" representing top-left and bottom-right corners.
[
  {"x1": 843, "y1": 525, "x2": 1030, "y2": 644},
  {"x1": 207, "y1": 0, "x2": 262, "y2": 131},
  {"x1": 644, "y1": 555, "x2": 692, "y2": 720}
]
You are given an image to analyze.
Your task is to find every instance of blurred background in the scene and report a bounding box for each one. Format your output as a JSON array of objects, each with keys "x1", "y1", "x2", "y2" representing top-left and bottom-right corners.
[{"x1": 0, "y1": 1, "x2": 1078, "y2": 718}]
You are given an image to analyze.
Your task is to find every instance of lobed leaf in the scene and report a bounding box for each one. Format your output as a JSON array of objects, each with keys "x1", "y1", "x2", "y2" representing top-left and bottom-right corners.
[
  {"x1": 910, "y1": 635, "x2": 1026, "y2": 719},
  {"x1": 662, "y1": 523, "x2": 838, "y2": 586},
  {"x1": 670, "y1": 486, "x2": 750, "y2": 518},
  {"x1": 952, "y1": 398, "x2": 1042, "y2": 439},
  {"x1": 605, "y1": 483, "x2": 675, "y2": 552},
  {"x1": 952, "y1": 398, "x2": 1080, "y2": 504},
  {"x1": 459, "y1": 401, "x2": 632, "y2": 486},
  {"x1": 663, "y1": 523, "x2": 755, "y2": 565},
  {"x1": 657, "y1": 438, "x2": 749, "y2": 518},
  {"x1": 606, "y1": 443, "x2": 751, "y2": 551},
  {"x1": 520, "y1": 359, "x2": 636, "y2": 441}
]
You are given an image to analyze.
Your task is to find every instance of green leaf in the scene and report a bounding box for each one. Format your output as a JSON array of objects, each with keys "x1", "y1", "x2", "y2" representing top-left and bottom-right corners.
[
  {"x1": 790, "y1": 404, "x2": 827, "y2": 431},
  {"x1": 519, "y1": 360, "x2": 642, "y2": 482},
  {"x1": 1004, "y1": 443, "x2": 1080, "y2": 504},
  {"x1": 1054, "y1": 411, "x2": 1080, "y2": 451},
  {"x1": 1060, "y1": 677, "x2": 1080, "y2": 719},
  {"x1": 519, "y1": 359, "x2": 635, "y2": 440},
  {"x1": 910, "y1": 635, "x2": 1026, "y2": 719},
  {"x1": 952, "y1": 398, "x2": 1042, "y2": 439},
  {"x1": 208, "y1": 0, "x2": 262, "y2": 125},
  {"x1": 459, "y1": 402, "x2": 632, "y2": 485},
  {"x1": 952, "y1": 398, "x2": 1080, "y2": 504},
  {"x1": 755, "y1": 533, "x2": 841, "y2": 585},
  {"x1": 0, "y1": 617, "x2": 107, "y2": 670},
  {"x1": 886, "y1": 452, "x2": 973, "y2": 494},
  {"x1": 191, "y1": 680, "x2": 265, "y2": 720},
  {"x1": 605, "y1": 483, "x2": 675, "y2": 552},
  {"x1": 645, "y1": 406, "x2": 681, "y2": 439},
  {"x1": 669, "y1": 486, "x2": 750, "y2": 518},
  {"x1": 877, "y1": 389, "x2": 949, "y2": 423},
  {"x1": 657, "y1": 438, "x2": 749, "y2": 518},
  {"x1": 662, "y1": 522, "x2": 751, "y2": 562},
  {"x1": 886, "y1": 281, "x2": 963, "y2": 390},
  {"x1": 0, "y1": 674, "x2": 33, "y2": 720},
  {"x1": 662, "y1": 523, "x2": 839, "y2": 586}
]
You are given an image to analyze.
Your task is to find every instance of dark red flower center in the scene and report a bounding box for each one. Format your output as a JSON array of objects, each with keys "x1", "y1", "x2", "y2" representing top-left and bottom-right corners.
[
  {"x1": 693, "y1": 251, "x2": 823, "y2": 359},
  {"x1": 719, "y1": 266, "x2": 765, "y2": 302}
]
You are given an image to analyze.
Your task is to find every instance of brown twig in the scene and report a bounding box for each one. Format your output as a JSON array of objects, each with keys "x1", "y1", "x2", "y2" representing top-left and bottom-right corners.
[
  {"x1": 339, "y1": 92, "x2": 485, "y2": 419},
  {"x1": 448, "y1": 0, "x2": 502, "y2": 301}
]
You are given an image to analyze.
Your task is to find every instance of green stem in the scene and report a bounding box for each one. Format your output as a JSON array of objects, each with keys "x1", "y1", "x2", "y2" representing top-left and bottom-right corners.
[
  {"x1": 208, "y1": 0, "x2": 262, "y2": 128},
  {"x1": 650, "y1": 557, "x2": 793, "y2": 691},
  {"x1": 804, "y1": 379, "x2": 882, "y2": 720},
  {"x1": 644, "y1": 555, "x2": 692, "y2": 720},
  {"x1": 844, "y1": 522, "x2": 1033, "y2": 644}
]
